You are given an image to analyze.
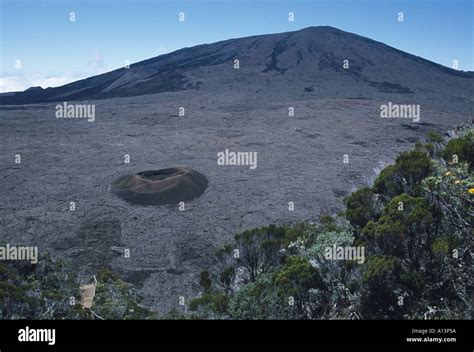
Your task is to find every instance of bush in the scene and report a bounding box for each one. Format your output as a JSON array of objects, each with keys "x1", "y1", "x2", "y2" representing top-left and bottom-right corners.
[
  {"x1": 373, "y1": 164, "x2": 401, "y2": 198},
  {"x1": 233, "y1": 225, "x2": 290, "y2": 282},
  {"x1": 361, "y1": 255, "x2": 403, "y2": 318},
  {"x1": 427, "y1": 131, "x2": 443, "y2": 144},
  {"x1": 345, "y1": 187, "x2": 380, "y2": 228},
  {"x1": 90, "y1": 269, "x2": 156, "y2": 320},
  {"x1": 374, "y1": 150, "x2": 433, "y2": 198},
  {"x1": 227, "y1": 274, "x2": 293, "y2": 319},
  {"x1": 188, "y1": 293, "x2": 229, "y2": 315},
  {"x1": 362, "y1": 193, "x2": 435, "y2": 261},
  {"x1": 442, "y1": 133, "x2": 474, "y2": 170}
]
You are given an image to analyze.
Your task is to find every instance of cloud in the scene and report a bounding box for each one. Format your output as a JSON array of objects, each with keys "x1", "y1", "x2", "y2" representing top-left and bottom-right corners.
[{"x1": 0, "y1": 75, "x2": 82, "y2": 93}]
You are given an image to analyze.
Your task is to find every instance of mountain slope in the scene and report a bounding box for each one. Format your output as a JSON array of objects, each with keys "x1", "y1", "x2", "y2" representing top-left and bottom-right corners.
[{"x1": 1, "y1": 26, "x2": 473, "y2": 105}]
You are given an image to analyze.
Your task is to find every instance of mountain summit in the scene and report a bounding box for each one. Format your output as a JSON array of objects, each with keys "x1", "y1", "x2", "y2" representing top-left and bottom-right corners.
[{"x1": 1, "y1": 26, "x2": 472, "y2": 104}]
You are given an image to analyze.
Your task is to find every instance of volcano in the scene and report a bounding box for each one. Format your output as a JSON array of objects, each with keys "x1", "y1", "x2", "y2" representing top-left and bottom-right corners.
[{"x1": 1, "y1": 26, "x2": 472, "y2": 108}]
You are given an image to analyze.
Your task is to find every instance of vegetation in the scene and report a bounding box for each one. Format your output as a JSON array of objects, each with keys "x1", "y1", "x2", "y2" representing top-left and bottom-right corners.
[
  {"x1": 0, "y1": 255, "x2": 155, "y2": 319},
  {"x1": 441, "y1": 126, "x2": 473, "y2": 170}
]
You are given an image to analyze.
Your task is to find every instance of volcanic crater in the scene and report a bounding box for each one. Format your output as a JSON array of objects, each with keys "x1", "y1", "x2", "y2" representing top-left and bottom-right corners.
[{"x1": 111, "y1": 167, "x2": 208, "y2": 206}]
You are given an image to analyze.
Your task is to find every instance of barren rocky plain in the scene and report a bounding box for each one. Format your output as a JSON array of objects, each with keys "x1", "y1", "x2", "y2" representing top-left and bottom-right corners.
[{"x1": 0, "y1": 27, "x2": 472, "y2": 314}]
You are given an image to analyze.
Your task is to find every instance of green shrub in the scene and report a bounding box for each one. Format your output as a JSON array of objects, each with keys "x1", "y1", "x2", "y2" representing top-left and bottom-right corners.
[
  {"x1": 345, "y1": 187, "x2": 379, "y2": 228},
  {"x1": 188, "y1": 293, "x2": 229, "y2": 314},
  {"x1": 427, "y1": 131, "x2": 443, "y2": 144},
  {"x1": 442, "y1": 133, "x2": 474, "y2": 170},
  {"x1": 374, "y1": 150, "x2": 433, "y2": 197}
]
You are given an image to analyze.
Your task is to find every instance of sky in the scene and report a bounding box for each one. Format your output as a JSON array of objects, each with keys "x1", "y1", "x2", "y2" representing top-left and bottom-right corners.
[{"x1": 1, "y1": 0, "x2": 473, "y2": 92}]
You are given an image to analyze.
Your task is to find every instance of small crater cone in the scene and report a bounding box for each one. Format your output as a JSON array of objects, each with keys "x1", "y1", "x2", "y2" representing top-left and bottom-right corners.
[{"x1": 111, "y1": 167, "x2": 208, "y2": 206}]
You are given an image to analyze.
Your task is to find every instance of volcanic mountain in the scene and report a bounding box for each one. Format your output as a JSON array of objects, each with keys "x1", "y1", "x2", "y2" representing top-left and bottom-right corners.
[{"x1": 1, "y1": 26, "x2": 473, "y2": 107}]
